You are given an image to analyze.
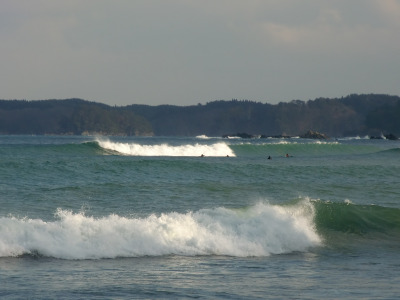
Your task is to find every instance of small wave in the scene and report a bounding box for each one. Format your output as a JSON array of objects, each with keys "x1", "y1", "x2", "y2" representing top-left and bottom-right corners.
[
  {"x1": 271, "y1": 140, "x2": 339, "y2": 145},
  {"x1": 312, "y1": 140, "x2": 339, "y2": 145},
  {"x1": 377, "y1": 147, "x2": 400, "y2": 155},
  {"x1": 96, "y1": 139, "x2": 235, "y2": 157},
  {"x1": 338, "y1": 136, "x2": 370, "y2": 141},
  {"x1": 195, "y1": 135, "x2": 210, "y2": 139},
  {"x1": 0, "y1": 202, "x2": 321, "y2": 259}
]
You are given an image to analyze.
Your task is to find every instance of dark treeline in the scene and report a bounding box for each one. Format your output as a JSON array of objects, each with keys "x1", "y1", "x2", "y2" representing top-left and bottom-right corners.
[
  {"x1": 1, "y1": 94, "x2": 399, "y2": 137},
  {"x1": 0, "y1": 99, "x2": 152, "y2": 136}
]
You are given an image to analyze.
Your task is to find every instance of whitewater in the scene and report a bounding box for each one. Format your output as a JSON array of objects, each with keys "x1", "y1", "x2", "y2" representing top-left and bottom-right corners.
[
  {"x1": 96, "y1": 138, "x2": 236, "y2": 157},
  {"x1": 0, "y1": 201, "x2": 320, "y2": 259},
  {"x1": 1, "y1": 135, "x2": 399, "y2": 299}
]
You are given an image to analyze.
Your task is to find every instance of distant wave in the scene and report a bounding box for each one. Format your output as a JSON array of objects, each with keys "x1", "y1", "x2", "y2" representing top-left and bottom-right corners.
[
  {"x1": 337, "y1": 136, "x2": 370, "y2": 141},
  {"x1": 195, "y1": 135, "x2": 211, "y2": 139},
  {"x1": 4, "y1": 137, "x2": 392, "y2": 158},
  {"x1": 252, "y1": 140, "x2": 339, "y2": 145},
  {"x1": 0, "y1": 201, "x2": 320, "y2": 259},
  {"x1": 96, "y1": 139, "x2": 235, "y2": 157}
]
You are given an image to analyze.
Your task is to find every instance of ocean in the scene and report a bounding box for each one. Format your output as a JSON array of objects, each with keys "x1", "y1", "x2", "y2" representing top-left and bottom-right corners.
[{"x1": 0, "y1": 135, "x2": 399, "y2": 299}]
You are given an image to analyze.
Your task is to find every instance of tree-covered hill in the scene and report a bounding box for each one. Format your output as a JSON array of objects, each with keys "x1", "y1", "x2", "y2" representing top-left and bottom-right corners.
[
  {"x1": 0, "y1": 94, "x2": 399, "y2": 137},
  {"x1": 0, "y1": 99, "x2": 152, "y2": 136},
  {"x1": 127, "y1": 94, "x2": 400, "y2": 137}
]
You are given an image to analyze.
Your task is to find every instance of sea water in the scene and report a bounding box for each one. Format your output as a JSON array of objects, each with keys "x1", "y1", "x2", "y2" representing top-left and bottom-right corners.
[{"x1": 0, "y1": 135, "x2": 399, "y2": 299}]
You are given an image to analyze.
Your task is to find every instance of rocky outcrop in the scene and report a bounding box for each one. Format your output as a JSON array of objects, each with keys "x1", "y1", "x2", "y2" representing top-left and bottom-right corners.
[
  {"x1": 384, "y1": 133, "x2": 398, "y2": 140},
  {"x1": 370, "y1": 133, "x2": 398, "y2": 140},
  {"x1": 300, "y1": 130, "x2": 328, "y2": 139}
]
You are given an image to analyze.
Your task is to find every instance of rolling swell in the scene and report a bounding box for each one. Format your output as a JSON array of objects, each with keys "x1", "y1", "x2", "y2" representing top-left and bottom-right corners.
[
  {"x1": 41, "y1": 141, "x2": 111, "y2": 156},
  {"x1": 0, "y1": 140, "x2": 107, "y2": 157},
  {"x1": 229, "y1": 141, "x2": 380, "y2": 157},
  {"x1": 313, "y1": 200, "x2": 400, "y2": 236},
  {"x1": 377, "y1": 147, "x2": 400, "y2": 155}
]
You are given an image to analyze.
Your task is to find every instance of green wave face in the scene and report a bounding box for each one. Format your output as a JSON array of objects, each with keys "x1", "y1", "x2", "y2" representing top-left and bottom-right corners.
[{"x1": 313, "y1": 200, "x2": 400, "y2": 235}]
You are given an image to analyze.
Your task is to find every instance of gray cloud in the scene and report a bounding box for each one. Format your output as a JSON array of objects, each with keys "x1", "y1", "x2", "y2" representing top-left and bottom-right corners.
[{"x1": 1, "y1": 0, "x2": 399, "y2": 106}]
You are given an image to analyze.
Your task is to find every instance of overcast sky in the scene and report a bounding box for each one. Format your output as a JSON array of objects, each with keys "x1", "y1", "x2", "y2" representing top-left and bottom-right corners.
[{"x1": 1, "y1": 0, "x2": 399, "y2": 106}]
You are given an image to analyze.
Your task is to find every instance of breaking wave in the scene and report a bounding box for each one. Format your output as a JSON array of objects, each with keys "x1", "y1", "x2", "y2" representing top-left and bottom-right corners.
[
  {"x1": 0, "y1": 201, "x2": 320, "y2": 259},
  {"x1": 96, "y1": 139, "x2": 235, "y2": 157}
]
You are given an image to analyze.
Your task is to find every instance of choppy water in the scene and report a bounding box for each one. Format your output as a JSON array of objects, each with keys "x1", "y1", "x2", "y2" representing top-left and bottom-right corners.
[{"x1": 1, "y1": 135, "x2": 399, "y2": 299}]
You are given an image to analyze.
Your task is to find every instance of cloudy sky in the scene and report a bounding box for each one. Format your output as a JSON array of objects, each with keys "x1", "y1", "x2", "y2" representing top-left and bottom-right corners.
[{"x1": 1, "y1": 0, "x2": 399, "y2": 106}]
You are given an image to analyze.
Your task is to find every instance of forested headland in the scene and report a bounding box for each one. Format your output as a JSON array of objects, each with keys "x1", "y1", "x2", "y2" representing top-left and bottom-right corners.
[{"x1": 1, "y1": 94, "x2": 399, "y2": 138}]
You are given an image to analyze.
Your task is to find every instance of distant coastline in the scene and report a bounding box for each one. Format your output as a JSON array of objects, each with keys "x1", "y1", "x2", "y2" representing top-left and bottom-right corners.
[{"x1": 1, "y1": 94, "x2": 399, "y2": 138}]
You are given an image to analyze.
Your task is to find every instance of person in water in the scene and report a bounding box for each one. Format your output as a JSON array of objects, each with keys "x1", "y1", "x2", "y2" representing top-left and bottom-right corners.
[
  {"x1": 286, "y1": 153, "x2": 289, "y2": 157},
  {"x1": 267, "y1": 156, "x2": 271, "y2": 160}
]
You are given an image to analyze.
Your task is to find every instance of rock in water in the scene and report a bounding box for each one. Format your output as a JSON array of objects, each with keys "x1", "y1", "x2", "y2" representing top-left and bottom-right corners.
[{"x1": 300, "y1": 130, "x2": 328, "y2": 139}]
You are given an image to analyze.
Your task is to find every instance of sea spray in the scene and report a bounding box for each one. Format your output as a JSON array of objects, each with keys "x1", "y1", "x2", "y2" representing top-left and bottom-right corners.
[{"x1": 0, "y1": 202, "x2": 321, "y2": 259}]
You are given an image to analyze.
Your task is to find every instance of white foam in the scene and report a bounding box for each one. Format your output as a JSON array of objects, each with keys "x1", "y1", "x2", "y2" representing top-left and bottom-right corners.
[
  {"x1": 344, "y1": 199, "x2": 353, "y2": 205},
  {"x1": 195, "y1": 135, "x2": 210, "y2": 139},
  {"x1": 339, "y1": 135, "x2": 371, "y2": 141},
  {"x1": 96, "y1": 139, "x2": 235, "y2": 157},
  {"x1": 258, "y1": 140, "x2": 338, "y2": 146},
  {"x1": 0, "y1": 202, "x2": 321, "y2": 259},
  {"x1": 312, "y1": 140, "x2": 339, "y2": 145}
]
